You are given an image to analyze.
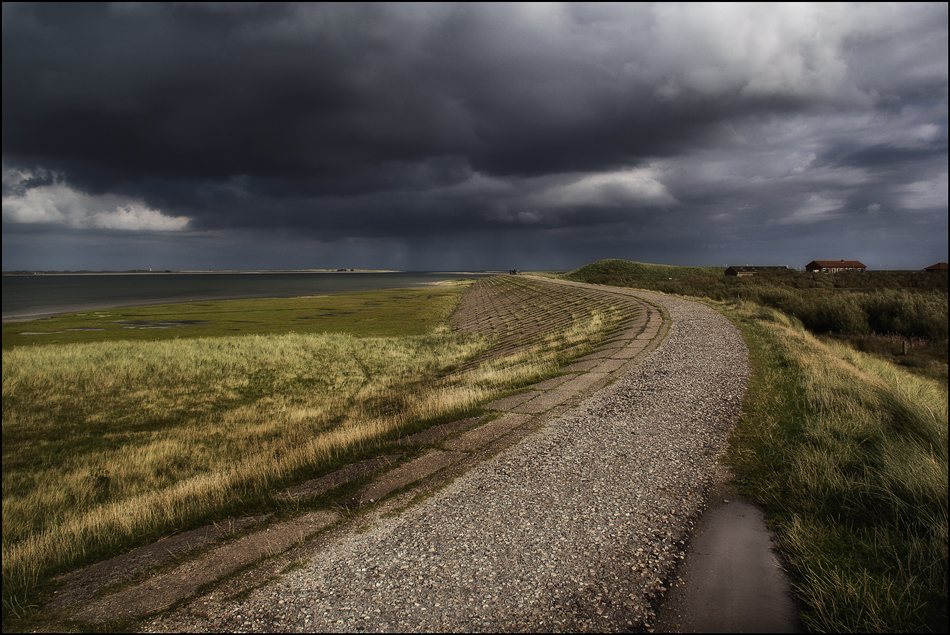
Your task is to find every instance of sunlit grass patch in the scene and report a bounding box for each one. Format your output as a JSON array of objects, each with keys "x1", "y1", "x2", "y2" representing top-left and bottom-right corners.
[
  {"x1": 1, "y1": 284, "x2": 469, "y2": 349},
  {"x1": 2, "y1": 331, "x2": 482, "y2": 570}
]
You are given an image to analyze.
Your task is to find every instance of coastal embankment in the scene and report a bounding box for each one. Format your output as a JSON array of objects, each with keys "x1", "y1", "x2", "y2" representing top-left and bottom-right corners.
[{"x1": 39, "y1": 276, "x2": 791, "y2": 632}]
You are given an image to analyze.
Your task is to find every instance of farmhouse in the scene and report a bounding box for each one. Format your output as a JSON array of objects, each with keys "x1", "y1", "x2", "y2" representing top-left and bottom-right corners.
[
  {"x1": 805, "y1": 260, "x2": 867, "y2": 274},
  {"x1": 724, "y1": 266, "x2": 789, "y2": 277},
  {"x1": 924, "y1": 262, "x2": 948, "y2": 272}
]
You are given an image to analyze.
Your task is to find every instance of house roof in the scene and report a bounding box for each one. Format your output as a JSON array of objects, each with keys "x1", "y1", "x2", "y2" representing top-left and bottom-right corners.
[
  {"x1": 924, "y1": 262, "x2": 949, "y2": 271},
  {"x1": 807, "y1": 260, "x2": 867, "y2": 268}
]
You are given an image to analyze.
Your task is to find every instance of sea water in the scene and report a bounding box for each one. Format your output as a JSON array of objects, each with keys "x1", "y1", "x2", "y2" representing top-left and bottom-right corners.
[{"x1": 2, "y1": 271, "x2": 494, "y2": 321}]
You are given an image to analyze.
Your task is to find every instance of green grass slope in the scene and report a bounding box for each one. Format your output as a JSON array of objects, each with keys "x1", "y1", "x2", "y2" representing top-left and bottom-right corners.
[{"x1": 564, "y1": 258, "x2": 722, "y2": 284}]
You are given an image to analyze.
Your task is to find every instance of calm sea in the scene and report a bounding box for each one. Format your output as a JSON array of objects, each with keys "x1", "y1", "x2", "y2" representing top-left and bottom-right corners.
[{"x1": 2, "y1": 271, "x2": 495, "y2": 321}]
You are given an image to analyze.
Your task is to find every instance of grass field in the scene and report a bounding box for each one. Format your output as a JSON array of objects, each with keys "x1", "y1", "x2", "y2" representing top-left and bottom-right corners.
[
  {"x1": 1, "y1": 278, "x2": 625, "y2": 625},
  {"x1": 2, "y1": 285, "x2": 465, "y2": 350},
  {"x1": 565, "y1": 260, "x2": 948, "y2": 632}
]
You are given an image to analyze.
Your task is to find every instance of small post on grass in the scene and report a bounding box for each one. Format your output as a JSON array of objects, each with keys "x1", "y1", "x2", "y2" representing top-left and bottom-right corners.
[{"x1": 902, "y1": 340, "x2": 908, "y2": 355}]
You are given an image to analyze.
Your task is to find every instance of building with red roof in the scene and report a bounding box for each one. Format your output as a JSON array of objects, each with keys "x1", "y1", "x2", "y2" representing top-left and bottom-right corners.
[{"x1": 805, "y1": 260, "x2": 867, "y2": 273}]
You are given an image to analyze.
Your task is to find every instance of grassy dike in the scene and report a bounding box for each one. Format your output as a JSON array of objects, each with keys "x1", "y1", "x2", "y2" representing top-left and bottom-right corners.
[
  {"x1": 1, "y1": 279, "x2": 624, "y2": 626},
  {"x1": 4, "y1": 266, "x2": 946, "y2": 631},
  {"x1": 564, "y1": 261, "x2": 948, "y2": 632}
]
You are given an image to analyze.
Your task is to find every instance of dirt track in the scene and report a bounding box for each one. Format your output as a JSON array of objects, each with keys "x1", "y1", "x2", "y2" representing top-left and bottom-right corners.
[{"x1": 44, "y1": 275, "x2": 760, "y2": 632}]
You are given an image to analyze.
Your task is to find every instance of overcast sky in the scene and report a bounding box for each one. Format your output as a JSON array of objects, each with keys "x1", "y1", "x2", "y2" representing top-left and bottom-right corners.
[{"x1": 3, "y1": 3, "x2": 947, "y2": 271}]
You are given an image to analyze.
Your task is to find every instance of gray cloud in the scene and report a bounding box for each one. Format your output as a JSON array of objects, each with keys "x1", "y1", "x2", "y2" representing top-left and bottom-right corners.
[{"x1": 2, "y1": 2, "x2": 947, "y2": 270}]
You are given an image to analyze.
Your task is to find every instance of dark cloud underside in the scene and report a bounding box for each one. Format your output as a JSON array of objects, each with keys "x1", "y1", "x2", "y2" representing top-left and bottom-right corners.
[{"x1": 2, "y1": 3, "x2": 947, "y2": 270}]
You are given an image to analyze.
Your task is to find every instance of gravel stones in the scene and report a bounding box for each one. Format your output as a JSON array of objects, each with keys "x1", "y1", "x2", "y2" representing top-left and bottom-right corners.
[{"x1": 144, "y1": 288, "x2": 748, "y2": 633}]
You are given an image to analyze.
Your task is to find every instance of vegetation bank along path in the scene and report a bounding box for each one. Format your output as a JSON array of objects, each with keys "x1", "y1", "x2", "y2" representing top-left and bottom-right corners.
[
  {"x1": 450, "y1": 274, "x2": 650, "y2": 368},
  {"x1": 50, "y1": 276, "x2": 747, "y2": 632}
]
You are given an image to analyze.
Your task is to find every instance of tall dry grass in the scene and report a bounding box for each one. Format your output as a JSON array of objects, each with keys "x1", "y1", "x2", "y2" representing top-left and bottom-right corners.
[
  {"x1": 2, "y1": 310, "x2": 618, "y2": 610},
  {"x1": 723, "y1": 302, "x2": 947, "y2": 631},
  {"x1": 3, "y1": 330, "x2": 480, "y2": 597}
]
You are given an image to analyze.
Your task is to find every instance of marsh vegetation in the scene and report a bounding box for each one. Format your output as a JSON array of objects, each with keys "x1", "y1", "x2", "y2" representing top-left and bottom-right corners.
[{"x1": 2, "y1": 286, "x2": 466, "y2": 348}]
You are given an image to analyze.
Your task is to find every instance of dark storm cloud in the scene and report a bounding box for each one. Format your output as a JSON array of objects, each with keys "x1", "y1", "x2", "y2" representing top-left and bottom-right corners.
[
  {"x1": 3, "y1": 3, "x2": 717, "y2": 191},
  {"x1": 2, "y1": 3, "x2": 947, "y2": 270},
  {"x1": 824, "y1": 144, "x2": 948, "y2": 171}
]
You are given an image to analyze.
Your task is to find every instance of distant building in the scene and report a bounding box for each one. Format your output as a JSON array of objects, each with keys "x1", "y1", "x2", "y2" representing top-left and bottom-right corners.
[
  {"x1": 805, "y1": 260, "x2": 867, "y2": 274},
  {"x1": 724, "y1": 266, "x2": 788, "y2": 277},
  {"x1": 924, "y1": 262, "x2": 949, "y2": 272}
]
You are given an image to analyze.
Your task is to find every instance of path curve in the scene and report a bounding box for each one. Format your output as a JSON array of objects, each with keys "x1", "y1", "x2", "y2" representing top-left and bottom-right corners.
[{"x1": 145, "y1": 279, "x2": 748, "y2": 632}]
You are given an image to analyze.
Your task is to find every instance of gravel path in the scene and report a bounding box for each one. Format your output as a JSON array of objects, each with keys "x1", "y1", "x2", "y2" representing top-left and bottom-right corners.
[{"x1": 145, "y1": 288, "x2": 748, "y2": 633}]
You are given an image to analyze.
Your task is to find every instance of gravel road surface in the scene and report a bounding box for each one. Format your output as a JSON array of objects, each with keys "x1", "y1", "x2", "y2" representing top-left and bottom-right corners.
[{"x1": 145, "y1": 289, "x2": 748, "y2": 633}]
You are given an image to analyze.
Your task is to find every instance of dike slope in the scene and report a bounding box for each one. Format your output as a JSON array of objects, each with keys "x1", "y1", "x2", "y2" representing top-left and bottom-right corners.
[{"x1": 49, "y1": 276, "x2": 750, "y2": 632}]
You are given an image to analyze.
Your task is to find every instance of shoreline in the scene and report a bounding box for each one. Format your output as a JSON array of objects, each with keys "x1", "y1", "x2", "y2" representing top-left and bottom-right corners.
[
  {"x1": 2, "y1": 271, "x2": 503, "y2": 323},
  {"x1": 2, "y1": 269, "x2": 405, "y2": 276},
  {"x1": 3, "y1": 270, "x2": 508, "y2": 276},
  {"x1": 1, "y1": 275, "x2": 499, "y2": 324},
  {"x1": 4, "y1": 270, "x2": 506, "y2": 277}
]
